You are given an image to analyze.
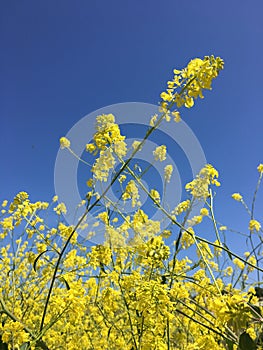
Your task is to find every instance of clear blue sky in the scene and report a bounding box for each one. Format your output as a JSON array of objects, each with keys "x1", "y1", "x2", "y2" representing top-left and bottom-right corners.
[{"x1": 1, "y1": 0, "x2": 263, "y2": 251}]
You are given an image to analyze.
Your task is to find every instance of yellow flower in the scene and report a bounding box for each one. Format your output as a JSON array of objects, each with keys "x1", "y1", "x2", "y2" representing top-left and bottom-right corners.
[
  {"x1": 200, "y1": 207, "x2": 209, "y2": 216},
  {"x1": 122, "y1": 180, "x2": 140, "y2": 207},
  {"x1": 184, "y1": 96, "x2": 194, "y2": 108},
  {"x1": 174, "y1": 199, "x2": 191, "y2": 215},
  {"x1": 161, "y1": 229, "x2": 171, "y2": 238},
  {"x1": 249, "y1": 219, "x2": 261, "y2": 232},
  {"x1": 86, "y1": 178, "x2": 93, "y2": 187},
  {"x1": 187, "y1": 215, "x2": 203, "y2": 227},
  {"x1": 225, "y1": 266, "x2": 233, "y2": 276},
  {"x1": 92, "y1": 148, "x2": 116, "y2": 182},
  {"x1": 185, "y1": 164, "x2": 220, "y2": 199},
  {"x1": 232, "y1": 193, "x2": 242, "y2": 201},
  {"x1": 1, "y1": 200, "x2": 8, "y2": 207},
  {"x1": 257, "y1": 163, "x2": 263, "y2": 173},
  {"x1": 118, "y1": 174, "x2": 126, "y2": 183},
  {"x1": 60, "y1": 136, "x2": 70, "y2": 149},
  {"x1": 93, "y1": 114, "x2": 125, "y2": 151},
  {"x1": 233, "y1": 258, "x2": 245, "y2": 270},
  {"x1": 153, "y1": 145, "x2": 167, "y2": 162},
  {"x1": 160, "y1": 55, "x2": 224, "y2": 110},
  {"x1": 180, "y1": 227, "x2": 195, "y2": 249},
  {"x1": 97, "y1": 211, "x2": 109, "y2": 224},
  {"x1": 54, "y1": 202, "x2": 67, "y2": 215},
  {"x1": 150, "y1": 189, "x2": 161, "y2": 203},
  {"x1": 164, "y1": 164, "x2": 173, "y2": 183},
  {"x1": 247, "y1": 255, "x2": 257, "y2": 272},
  {"x1": 132, "y1": 140, "x2": 142, "y2": 151},
  {"x1": 149, "y1": 114, "x2": 158, "y2": 127},
  {"x1": 86, "y1": 143, "x2": 97, "y2": 153},
  {"x1": 172, "y1": 110, "x2": 181, "y2": 122}
]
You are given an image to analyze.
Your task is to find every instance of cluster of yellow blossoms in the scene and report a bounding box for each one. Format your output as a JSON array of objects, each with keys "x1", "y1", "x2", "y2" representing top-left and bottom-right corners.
[
  {"x1": 1, "y1": 159, "x2": 263, "y2": 349},
  {"x1": 160, "y1": 55, "x2": 224, "y2": 110},
  {"x1": 185, "y1": 164, "x2": 220, "y2": 199},
  {"x1": 2, "y1": 56, "x2": 263, "y2": 350}
]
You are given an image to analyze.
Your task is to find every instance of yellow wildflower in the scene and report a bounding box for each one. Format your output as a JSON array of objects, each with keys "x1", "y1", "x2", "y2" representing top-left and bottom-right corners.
[
  {"x1": 86, "y1": 143, "x2": 97, "y2": 153},
  {"x1": 132, "y1": 140, "x2": 142, "y2": 151},
  {"x1": 233, "y1": 258, "x2": 245, "y2": 270},
  {"x1": 249, "y1": 219, "x2": 261, "y2": 232},
  {"x1": 86, "y1": 178, "x2": 93, "y2": 187},
  {"x1": 160, "y1": 55, "x2": 224, "y2": 109},
  {"x1": 185, "y1": 164, "x2": 220, "y2": 199},
  {"x1": 150, "y1": 189, "x2": 161, "y2": 203},
  {"x1": 164, "y1": 164, "x2": 173, "y2": 183},
  {"x1": 97, "y1": 211, "x2": 109, "y2": 225},
  {"x1": 232, "y1": 193, "x2": 242, "y2": 201},
  {"x1": 172, "y1": 110, "x2": 181, "y2": 122},
  {"x1": 52, "y1": 195, "x2": 58, "y2": 202},
  {"x1": 118, "y1": 174, "x2": 126, "y2": 183},
  {"x1": 54, "y1": 202, "x2": 67, "y2": 215},
  {"x1": 200, "y1": 207, "x2": 209, "y2": 216},
  {"x1": 122, "y1": 180, "x2": 140, "y2": 207},
  {"x1": 149, "y1": 114, "x2": 158, "y2": 127},
  {"x1": 1, "y1": 200, "x2": 8, "y2": 207},
  {"x1": 187, "y1": 215, "x2": 203, "y2": 227},
  {"x1": 153, "y1": 145, "x2": 167, "y2": 162},
  {"x1": 60, "y1": 136, "x2": 70, "y2": 149},
  {"x1": 92, "y1": 148, "x2": 116, "y2": 182},
  {"x1": 174, "y1": 199, "x2": 191, "y2": 215}
]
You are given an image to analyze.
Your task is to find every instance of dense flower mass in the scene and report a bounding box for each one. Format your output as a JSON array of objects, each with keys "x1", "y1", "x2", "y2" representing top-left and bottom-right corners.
[
  {"x1": 0, "y1": 190, "x2": 262, "y2": 350},
  {"x1": 2, "y1": 55, "x2": 263, "y2": 350}
]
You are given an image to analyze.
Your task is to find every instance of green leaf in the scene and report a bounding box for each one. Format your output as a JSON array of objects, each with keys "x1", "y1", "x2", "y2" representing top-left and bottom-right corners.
[
  {"x1": 0, "y1": 336, "x2": 8, "y2": 350},
  {"x1": 225, "y1": 338, "x2": 234, "y2": 350},
  {"x1": 238, "y1": 332, "x2": 257, "y2": 350}
]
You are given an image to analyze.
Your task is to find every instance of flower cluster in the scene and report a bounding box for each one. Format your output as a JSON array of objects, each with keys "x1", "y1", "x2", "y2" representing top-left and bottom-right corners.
[
  {"x1": 160, "y1": 55, "x2": 224, "y2": 110},
  {"x1": 185, "y1": 164, "x2": 220, "y2": 199},
  {"x1": 2, "y1": 55, "x2": 263, "y2": 350}
]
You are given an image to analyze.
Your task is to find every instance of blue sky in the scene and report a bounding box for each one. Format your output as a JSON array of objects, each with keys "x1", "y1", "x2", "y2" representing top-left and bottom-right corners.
[{"x1": 1, "y1": 0, "x2": 263, "y2": 252}]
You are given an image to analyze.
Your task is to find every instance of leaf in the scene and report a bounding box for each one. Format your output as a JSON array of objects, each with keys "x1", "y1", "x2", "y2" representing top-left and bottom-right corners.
[
  {"x1": 57, "y1": 276, "x2": 70, "y2": 290},
  {"x1": 33, "y1": 250, "x2": 48, "y2": 272},
  {"x1": 0, "y1": 336, "x2": 8, "y2": 350},
  {"x1": 255, "y1": 286, "x2": 263, "y2": 298},
  {"x1": 225, "y1": 338, "x2": 234, "y2": 350},
  {"x1": 175, "y1": 230, "x2": 182, "y2": 252},
  {"x1": 107, "y1": 325, "x2": 112, "y2": 340},
  {"x1": 223, "y1": 243, "x2": 233, "y2": 261},
  {"x1": 238, "y1": 332, "x2": 257, "y2": 350}
]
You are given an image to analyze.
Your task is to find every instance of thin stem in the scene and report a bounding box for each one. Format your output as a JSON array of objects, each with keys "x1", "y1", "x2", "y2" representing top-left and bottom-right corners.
[{"x1": 251, "y1": 172, "x2": 262, "y2": 219}]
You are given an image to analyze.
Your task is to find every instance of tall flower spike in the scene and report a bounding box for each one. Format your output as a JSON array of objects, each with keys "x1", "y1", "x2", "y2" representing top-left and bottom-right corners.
[{"x1": 160, "y1": 55, "x2": 224, "y2": 111}]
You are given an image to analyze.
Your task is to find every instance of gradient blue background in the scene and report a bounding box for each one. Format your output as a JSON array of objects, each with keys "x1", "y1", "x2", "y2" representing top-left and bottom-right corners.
[{"x1": 1, "y1": 0, "x2": 263, "y2": 250}]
